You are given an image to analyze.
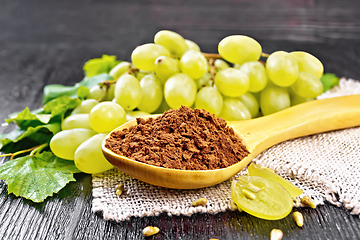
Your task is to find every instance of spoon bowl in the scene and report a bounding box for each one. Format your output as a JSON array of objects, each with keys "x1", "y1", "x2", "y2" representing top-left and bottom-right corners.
[{"x1": 102, "y1": 94, "x2": 360, "y2": 189}]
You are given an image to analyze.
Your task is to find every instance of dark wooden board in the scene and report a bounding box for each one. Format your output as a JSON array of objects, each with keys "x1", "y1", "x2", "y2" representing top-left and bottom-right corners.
[{"x1": 1, "y1": 0, "x2": 360, "y2": 239}]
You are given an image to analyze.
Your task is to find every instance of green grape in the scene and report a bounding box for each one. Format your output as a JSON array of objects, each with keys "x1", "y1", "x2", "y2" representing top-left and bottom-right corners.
[
  {"x1": 50, "y1": 128, "x2": 96, "y2": 160},
  {"x1": 71, "y1": 99, "x2": 98, "y2": 115},
  {"x1": 214, "y1": 59, "x2": 230, "y2": 71},
  {"x1": 248, "y1": 163, "x2": 303, "y2": 198},
  {"x1": 185, "y1": 39, "x2": 201, "y2": 51},
  {"x1": 290, "y1": 72, "x2": 323, "y2": 99},
  {"x1": 260, "y1": 85, "x2": 290, "y2": 115},
  {"x1": 131, "y1": 43, "x2": 170, "y2": 71},
  {"x1": 252, "y1": 91, "x2": 261, "y2": 103},
  {"x1": 126, "y1": 111, "x2": 151, "y2": 122},
  {"x1": 109, "y1": 61, "x2": 131, "y2": 80},
  {"x1": 89, "y1": 101, "x2": 126, "y2": 133},
  {"x1": 290, "y1": 93, "x2": 311, "y2": 106},
  {"x1": 233, "y1": 63, "x2": 241, "y2": 69},
  {"x1": 194, "y1": 71, "x2": 212, "y2": 90},
  {"x1": 238, "y1": 92, "x2": 259, "y2": 118},
  {"x1": 195, "y1": 86, "x2": 223, "y2": 116},
  {"x1": 219, "y1": 97, "x2": 251, "y2": 121},
  {"x1": 288, "y1": 87, "x2": 312, "y2": 106},
  {"x1": 135, "y1": 70, "x2": 149, "y2": 81},
  {"x1": 104, "y1": 83, "x2": 116, "y2": 101},
  {"x1": 290, "y1": 51, "x2": 324, "y2": 79},
  {"x1": 114, "y1": 74, "x2": 143, "y2": 111},
  {"x1": 61, "y1": 114, "x2": 92, "y2": 130},
  {"x1": 218, "y1": 35, "x2": 262, "y2": 65},
  {"x1": 239, "y1": 61, "x2": 268, "y2": 92},
  {"x1": 214, "y1": 68, "x2": 249, "y2": 97},
  {"x1": 180, "y1": 49, "x2": 208, "y2": 79},
  {"x1": 154, "y1": 56, "x2": 179, "y2": 84},
  {"x1": 231, "y1": 175, "x2": 293, "y2": 220},
  {"x1": 154, "y1": 97, "x2": 171, "y2": 114},
  {"x1": 74, "y1": 133, "x2": 114, "y2": 174},
  {"x1": 164, "y1": 73, "x2": 197, "y2": 109},
  {"x1": 87, "y1": 85, "x2": 106, "y2": 101},
  {"x1": 137, "y1": 74, "x2": 163, "y2": 113},
  {"x1": 154, "y1": 30, "x2": 189, "y2": 58},
  {"x1": 266, "y1": 51, "x2": 299, "y2": 87}
]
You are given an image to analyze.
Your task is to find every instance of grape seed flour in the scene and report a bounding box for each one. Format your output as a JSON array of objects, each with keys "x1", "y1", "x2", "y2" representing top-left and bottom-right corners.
[{"x1": 105, "y1": 105, "x2": 249, "y2": 170}]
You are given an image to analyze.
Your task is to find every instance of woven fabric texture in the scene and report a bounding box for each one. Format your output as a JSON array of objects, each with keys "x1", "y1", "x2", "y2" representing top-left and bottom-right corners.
[{"x1": 92, "y1": 78, "x2": 360, "y2": 222}]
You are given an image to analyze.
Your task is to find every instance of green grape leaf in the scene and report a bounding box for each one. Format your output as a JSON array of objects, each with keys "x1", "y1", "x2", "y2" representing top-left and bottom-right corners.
[
  {"x1": 42, "y1": 73, "x2": 112, "y2": 104},
  {"x1": 0, "y1": 122, "x2": 61, "y2": 153},
  {"x1": 43, "y1": 96, "x2": 81, "y2": 116},
  {"x1": 5, "y1": 97, "x2": 79, "y2": 130},
  {"x1": 83, "y1": 54, "x2": 120, "y2": 77},
  {"x1": 320, "y1": 73, "x2": 340, "y2": 93},
  {"x1": 0, "y1": 151, "x2": 81, "y2": 202},
  {"x1": 6, "y1": 107, "x2": 51, "y2": 129},
  {"x1": 77, "y1": 86, "x2": 90, "y2": 100}
]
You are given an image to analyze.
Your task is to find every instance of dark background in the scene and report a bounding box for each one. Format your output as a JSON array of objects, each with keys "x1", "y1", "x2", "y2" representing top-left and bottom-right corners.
[{"x1": 1, "y1": 0, "x2": 360, "y2": 239}]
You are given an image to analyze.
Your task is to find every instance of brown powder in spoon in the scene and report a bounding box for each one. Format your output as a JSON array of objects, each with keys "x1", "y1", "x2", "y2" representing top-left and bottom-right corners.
[{"x1": 105, "y1": 106, "x2": 249, "y2": 170}]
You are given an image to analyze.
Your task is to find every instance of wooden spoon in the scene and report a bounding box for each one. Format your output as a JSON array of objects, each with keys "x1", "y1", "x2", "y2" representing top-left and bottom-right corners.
[{"x1": 102, "y1": 94, "x2": 360, "y2": 189}]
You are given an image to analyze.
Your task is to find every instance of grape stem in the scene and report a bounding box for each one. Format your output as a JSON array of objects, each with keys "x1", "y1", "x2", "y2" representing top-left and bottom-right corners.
[
  {"x1": 29, "y1": 143, "x2": 48, "y2": 156},
  {"x1": 0, "y1": 143, "x2": 48, "y2": 160},
  {"x1": 202, "y1": 53, "x2": 223, "y2": 60}
]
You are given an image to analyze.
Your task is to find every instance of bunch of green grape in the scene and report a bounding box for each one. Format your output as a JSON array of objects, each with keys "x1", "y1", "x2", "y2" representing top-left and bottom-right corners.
[
  {"x1": 49, "y1": 30, "x2": 324, "y2": 174},
  {"x1": 107, "y1": 30, "x2": 323, "y2": 120}
]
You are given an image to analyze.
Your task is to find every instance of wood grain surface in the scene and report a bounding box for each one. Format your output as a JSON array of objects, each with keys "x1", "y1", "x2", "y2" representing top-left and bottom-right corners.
[{"x1": 1, "y1": 0, "x2": 360, "y2": 239}]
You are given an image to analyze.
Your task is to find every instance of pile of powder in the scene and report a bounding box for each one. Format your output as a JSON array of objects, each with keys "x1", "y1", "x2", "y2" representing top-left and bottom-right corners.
[{"x1": 105, "y1": 106, "x2": 249, "y2": 170}]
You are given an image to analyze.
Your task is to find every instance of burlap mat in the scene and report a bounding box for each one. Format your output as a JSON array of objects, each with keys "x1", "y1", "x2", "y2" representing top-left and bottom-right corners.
[{"x1": 92, "y1": 78, "x2": 360, "y2": 222}]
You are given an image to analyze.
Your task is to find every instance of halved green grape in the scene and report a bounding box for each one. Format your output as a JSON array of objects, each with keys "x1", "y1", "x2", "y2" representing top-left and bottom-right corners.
[
  {"x1": 214, "y1": 59, "x2": 230, "y2": 71},
  {"x1": 74, "y1": 133, "x2": 114, "y2": 174},
  {"x1": 164, "y1": 73, "x2": 197, "y2": 109},
  {"x1": 89, "y1": 101, "x2": 126, "y2": 133},
  {"x1": 219, "y1": 97, "x2": 251, "y2": 121},
  {"x1": 126, "y1": 111, "x2": 151, "y2": 122},
  {"x1": 137, "y1": 74, "x2": 163, "y2": 113},
  {"x1": 87, "y1": 85, "x2": 106, "y2": 101},
  {"x1": 185, "y1": 39, "x2": 201, "y2": 51},
  {"x1": 61, "y1": 114, "x2": 92, "y2": 130},
  {"x1": 238, "y1": 92, "x2": 259, "y2": 118},
  {"x1": 71, "y1": 99, "x2": 98, "y2": 115},
  {"x1": 218, "y1": 35, "x2": 262, "y2": 65},
  {"x1": 154, "y1": 56, "x2": 179, "y2": 84},
  {"x1": 290, "y1": 72, "x2": 323, "y2": 99},
  {"x1": 290, "y1": 51, "x2": 324, "y2": 79},
  {"x1": 195, "y1": 86, "x2": 223, "y2": 116},
  {"x1": 154, "y1": 30, "x2": 189, "y2": 58},
  {"x1": 214, "y1": 68, "x2": 249, "y2": 97},
  {"x1": 248, "y1": 163, "x2": 303, "y2": 198},
  {"x1": 266, "y1": 51, "x2": 299, "y2": 87},
  {"x1": 180, "y1": 49, "x2": 208, "y2": 79},
  {"x1": 50, "y1": 128, "x2": 96, "y2": 160},
  {"x1": 131, "y1": 43, "x2": 170, "y2": 71},
  {"x1": 114, "y1": 74, "x2": 143, "y2": 111},
  {"x1": 239, "y1": 61, "x2": 268, "y2": 93},
  {"x1": 194, "y1": 72, "x2": 212, "y2": 90},
  {"x1": 260, "y1": 85, "x2": 290, "y2": 115},
  {"x1": 109, "y1": 61, "x2": 131, "y2": 80},
  {"x1": 231, "y1": 175, "x2": 293, "y2": 220}
]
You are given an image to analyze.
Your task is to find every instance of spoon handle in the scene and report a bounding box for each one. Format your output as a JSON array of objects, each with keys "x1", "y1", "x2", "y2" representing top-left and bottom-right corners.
[{"x1": 228, "y1": 94, "x2": 360, "y2": 156}]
